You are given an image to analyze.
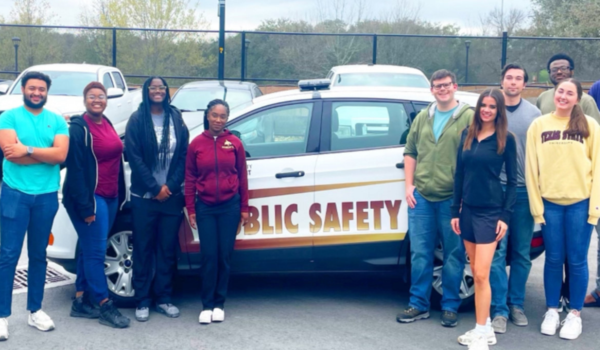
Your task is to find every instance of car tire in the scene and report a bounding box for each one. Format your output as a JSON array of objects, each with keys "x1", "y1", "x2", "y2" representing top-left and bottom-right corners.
[
  {"x1": 105, "y1": 215, "x2": 136, "y2": 307},
  {"x1": 430, "y1": 241, "x2": 475, "y2": 312}
]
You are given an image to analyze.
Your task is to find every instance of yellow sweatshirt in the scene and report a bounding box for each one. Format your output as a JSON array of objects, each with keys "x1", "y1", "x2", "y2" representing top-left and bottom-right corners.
[{"x1": 526, "y1": 113, "x2": 600, "y2": 225}]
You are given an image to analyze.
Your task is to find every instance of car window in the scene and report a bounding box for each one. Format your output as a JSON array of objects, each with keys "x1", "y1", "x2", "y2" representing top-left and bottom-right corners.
[
  {"x1": 111, "y1": 72, "x2": 126, "y2": 90},
  {"x1": 102, "y1": 73, "x2": 114, "y2": 88},
  {"x1": 326, "y1": 71, "x2": 334, "y2": 80},
  {"x1": 330, "y1": 101, "x2": 410, "y2": 151},
  {"x1": 252, "y1": 86, "x2": 263, "y2": 98},
  {"x1": 10, "y1": 71, "x2": 96, "y2": 96},
  {"x1": 411, "y1": 102, "x2": 429, "y2": 121},
  {"x1": 335, "y1": 73, "x2": 430, "y2": 88},
  {"x1": 172, "y1": 88, "x2": 252, "y2": 111},
  {"x1": 230, "y1": 103, "x2": 313, "y2": 159}
]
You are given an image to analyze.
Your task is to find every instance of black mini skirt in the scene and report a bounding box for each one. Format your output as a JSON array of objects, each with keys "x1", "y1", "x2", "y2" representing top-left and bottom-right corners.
[{"x1": 459, "y1": 204, "x2": 502, "y2": 244}]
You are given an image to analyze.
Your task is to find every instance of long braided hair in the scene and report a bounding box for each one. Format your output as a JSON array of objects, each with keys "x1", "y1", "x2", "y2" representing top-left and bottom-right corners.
[
  {"x1": 139, "y1": 77, "x2": 172, "y2": 170},
  {"x1": 203, "y1": 99, "x2": 230, "y2": 130}
]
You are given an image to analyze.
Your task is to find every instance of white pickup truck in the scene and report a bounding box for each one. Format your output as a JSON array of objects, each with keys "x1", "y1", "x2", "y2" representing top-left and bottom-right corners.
[{"x1": 0, "y1": 64, "x2": 142, "y2": 136}]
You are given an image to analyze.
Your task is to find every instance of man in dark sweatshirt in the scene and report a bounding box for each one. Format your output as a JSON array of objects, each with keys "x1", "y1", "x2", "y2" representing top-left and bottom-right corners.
[{"x1": 490, "y1": 64, "x2": 542, "y2": 334}]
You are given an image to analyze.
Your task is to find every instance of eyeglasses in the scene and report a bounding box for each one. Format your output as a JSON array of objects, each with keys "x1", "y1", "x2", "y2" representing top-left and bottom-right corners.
[
  {"x1": 86, "y1": 95, "x2": 107, "y2": 101},
  {"x1": 148, "y1": 86, "x2": 167, "y2": 91},
  {"x1": 549, "y1": 66, "x2": 572, "y2": 74},
  {"x1": 432, "y1": 82, "x2": 454, "y2": 90}
]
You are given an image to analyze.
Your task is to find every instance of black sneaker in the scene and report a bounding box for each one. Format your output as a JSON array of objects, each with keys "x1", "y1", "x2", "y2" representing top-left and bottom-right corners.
[
  {"x1": 441, "y1": 310, "x2": 458, "y2": 327},
  {"x1": 70, "y1": 295, "x2": 100, "y2": 319},
  {"x1": 396, "y1": 307, "x2": 430, "y2": 323},
  {"x1": 99, "y1": 300, "x2": 130, "y2": 329}
]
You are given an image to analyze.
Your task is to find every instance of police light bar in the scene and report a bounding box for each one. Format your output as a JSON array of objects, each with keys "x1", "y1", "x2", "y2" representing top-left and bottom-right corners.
[{"x1": 298, "y1": 79, "x2": 331, "y2": 92}]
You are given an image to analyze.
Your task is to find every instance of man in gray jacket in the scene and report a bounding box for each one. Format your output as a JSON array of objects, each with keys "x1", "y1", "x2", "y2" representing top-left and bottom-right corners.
[{"x1": 490, "y1": 64, "x2": 541, "y2": 334}]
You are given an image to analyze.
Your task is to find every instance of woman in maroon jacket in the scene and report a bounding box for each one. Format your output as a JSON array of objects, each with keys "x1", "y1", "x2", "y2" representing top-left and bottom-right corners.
[{"x1": 185, "y1": 99, "x2": 249, "y2": 325}]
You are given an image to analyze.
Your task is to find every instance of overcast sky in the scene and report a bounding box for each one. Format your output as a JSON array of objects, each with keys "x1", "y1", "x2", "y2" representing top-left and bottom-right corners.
[{"x1": 0, "y1": 0, "x2": 534, "y2": 32}]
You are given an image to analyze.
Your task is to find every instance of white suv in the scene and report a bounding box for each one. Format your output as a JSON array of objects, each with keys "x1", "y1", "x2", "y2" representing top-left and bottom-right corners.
[{"x1": 47, "y1": 82, "x2": 545, "y2": 306}]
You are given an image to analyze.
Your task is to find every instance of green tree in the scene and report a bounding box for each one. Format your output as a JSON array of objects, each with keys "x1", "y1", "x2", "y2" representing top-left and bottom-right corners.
[
  {"x1": 531, "y1": 0, "x2": 600, "y2": 37},
  {"x1": 0, "y1": 0, "x2": 60, "y2": 75},
  {"x1": 80, "y1": 0, "x2": 212, "y2": 79}
]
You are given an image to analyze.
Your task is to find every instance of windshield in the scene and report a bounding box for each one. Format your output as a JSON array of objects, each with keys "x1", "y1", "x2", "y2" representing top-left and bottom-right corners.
[
  {"x1": 11, "y1": 71, "x2": 97, "y2": 96},
  {"x1": 335, "y1": 73, "x2": 430, "y2": 88},
  {"x1": 172, "y1": 87, "x2": 253, "y2": 112}
]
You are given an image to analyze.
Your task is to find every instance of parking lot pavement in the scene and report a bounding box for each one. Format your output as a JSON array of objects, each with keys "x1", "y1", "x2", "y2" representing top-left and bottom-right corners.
[{"x1": 2, "y1": 232, "x2": 599, "y2": 350}]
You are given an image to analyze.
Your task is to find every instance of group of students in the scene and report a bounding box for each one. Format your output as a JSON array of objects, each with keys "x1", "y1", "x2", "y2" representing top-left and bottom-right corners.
[
  {"x1": 0, "y1": 73, "x2": 248, "y2": 340},
  {"x1": 0, "y1": 53, "x2": 599, "y2": 346},
  {"x1": 398, "y1": 53, "x2": 600, "y2": 350}
]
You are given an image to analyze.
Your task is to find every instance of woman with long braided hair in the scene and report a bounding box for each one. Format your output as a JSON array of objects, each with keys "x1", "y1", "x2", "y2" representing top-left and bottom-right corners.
[{"x1": 125, "y1": 77, "x2": 189, "y2": 322}]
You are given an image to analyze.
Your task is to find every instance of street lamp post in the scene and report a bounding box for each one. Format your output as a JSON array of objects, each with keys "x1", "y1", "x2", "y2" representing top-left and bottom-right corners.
[
  {"x1": 218, "y1": 0, "x2": 226, "y2": 81},
  {"x1": 12, "y1": 37, "x2": 21, "y2": 73},
  {"x1": 244, "y1": 39, "x2": 251, "y2": 80},
  {"x1": 465, "y1": 40, "x2": 471, "y2": 84}
]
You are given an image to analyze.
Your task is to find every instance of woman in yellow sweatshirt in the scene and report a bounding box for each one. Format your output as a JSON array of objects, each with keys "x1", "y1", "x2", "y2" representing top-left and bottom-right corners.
[{"x1": 526, "y1": 78, "x2": 600, "y2": 341}]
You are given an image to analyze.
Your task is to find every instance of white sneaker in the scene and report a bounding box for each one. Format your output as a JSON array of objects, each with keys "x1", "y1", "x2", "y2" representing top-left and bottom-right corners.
[
  {"x1": 28, "y1": 310, "x2": 55, "y2": 332},
  {"x1": 467, "y1": 333, "x2": 490, "y2": 350},
  {"x1": 0, "y1": 318, "x2": 8, "y2": 341},
  {"x1": 559, "y1": 312, "x2": 582, "y2": 340},
  {"x1": 199, "y1": 310, "x2": 213, "y2": 324},
  {"x1": 457, "y1": 329, "x2": 497, "y2": 346},
  {"x1": 541, "y1": 309, "x2": 560, "y2": 336},
  {"x1": 212, "y1": 308, "x2": 225, "y2": 322}
]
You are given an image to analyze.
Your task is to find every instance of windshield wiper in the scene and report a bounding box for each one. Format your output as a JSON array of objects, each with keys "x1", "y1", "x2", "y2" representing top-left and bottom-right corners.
[{"x1": 179, "y1": 109, "x2": 205, "y2": 112}]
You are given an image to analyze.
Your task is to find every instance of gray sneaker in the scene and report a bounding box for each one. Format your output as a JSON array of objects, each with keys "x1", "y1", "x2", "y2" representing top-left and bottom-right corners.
[
  {"x1": 135, "y1": 307, "x2": 149, "y2": 322},
  {"x1": 509, "y1": 306, "x2": 528, "y2": 326},
  {"x1": 492, "y1": 316, "x2": 507, "y2": 334},
  {"x1": 156, "y1": 303, "x2": 180, "y2": 318}
]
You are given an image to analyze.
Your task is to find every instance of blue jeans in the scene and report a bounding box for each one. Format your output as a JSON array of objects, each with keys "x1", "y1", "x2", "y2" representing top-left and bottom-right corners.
[
  {"x1": 542, "y1": 199, "x2": 593, "y2": 311},
  {"x1": 490, "y1": 187, "x2": 534, "y2": 317},
  {"x1": 66, "y1": 195, "x2": 118, "y2": 304},
  {"x1": 408, "y1": 191, "x2": 465, "y2": 313},
  {"x1": 596, "y1": 227, "x2": 600, "y2": 293},
  {"x1": 0, "y1": 183, "x2": 59, "y2": 317}
]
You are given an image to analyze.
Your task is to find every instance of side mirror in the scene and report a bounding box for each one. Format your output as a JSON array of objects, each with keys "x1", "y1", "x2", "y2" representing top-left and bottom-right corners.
[
  {"x1": 107, "y1": 87, "x2": 124, "y2": 99},
  {"x1": 0, "y1": 85, "x2": 9, "y2": 95}
]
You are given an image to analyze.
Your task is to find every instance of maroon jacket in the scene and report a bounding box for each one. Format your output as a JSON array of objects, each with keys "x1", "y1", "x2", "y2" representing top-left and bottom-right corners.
[{"x1": 185, "y1": 130, "x2": 249, "y2": 216}]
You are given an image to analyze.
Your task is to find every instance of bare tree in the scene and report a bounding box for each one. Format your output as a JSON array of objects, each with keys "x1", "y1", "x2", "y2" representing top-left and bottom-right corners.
[{"x1": 480, "y1": 6, "x2": 528, "y2": 36}]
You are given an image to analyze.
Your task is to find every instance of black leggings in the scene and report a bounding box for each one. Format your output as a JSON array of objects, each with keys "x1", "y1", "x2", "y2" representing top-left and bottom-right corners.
[
  {"x1": 195, "y1": 194, "x2": 241, "y2": 310},
  {"x1": 131, "y1": 195, "x2": 183, "y2": 308}
]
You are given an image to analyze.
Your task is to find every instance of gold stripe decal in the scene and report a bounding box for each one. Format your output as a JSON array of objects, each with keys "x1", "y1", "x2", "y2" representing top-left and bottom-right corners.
[
  {"x1": 249, "y1": 179, "x2": 405, "y2": 200},
  {"x1": 314, "y1": 233, "x2": 406, "y2": 246},
  {"x1": 234, "y1": 233, "x2": 406, "y2": 250}
]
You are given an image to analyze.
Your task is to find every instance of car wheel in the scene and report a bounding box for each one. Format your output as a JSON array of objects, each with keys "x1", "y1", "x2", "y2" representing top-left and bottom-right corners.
[
  {"x1": 430, "y1": 241, "x2": 475, "y2": 311},
  {"x1": 105, "y1": 218, "x2": 135, "y2": 307}
]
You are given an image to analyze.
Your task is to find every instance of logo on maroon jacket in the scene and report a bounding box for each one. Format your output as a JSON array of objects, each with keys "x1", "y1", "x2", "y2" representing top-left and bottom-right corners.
[{"x1": 222, "y1": 139, "x2": 234, "y2": 149}]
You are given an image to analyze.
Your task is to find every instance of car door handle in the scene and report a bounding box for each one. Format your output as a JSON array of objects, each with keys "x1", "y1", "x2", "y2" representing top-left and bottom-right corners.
[
  {"x1": 396, "y1": 162, "x2": 404, "y2": 169},
  {"x1": 275, "y1": 171, "x2": 305, "y2": 179}
]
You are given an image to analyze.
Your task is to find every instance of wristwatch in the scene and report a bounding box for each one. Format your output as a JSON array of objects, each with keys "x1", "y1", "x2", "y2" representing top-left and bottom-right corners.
[{"x1": 26, "y1": 146, "x2": 34, "y2": 156}]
